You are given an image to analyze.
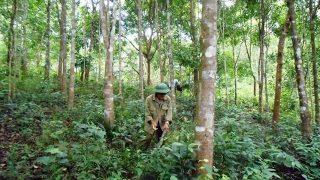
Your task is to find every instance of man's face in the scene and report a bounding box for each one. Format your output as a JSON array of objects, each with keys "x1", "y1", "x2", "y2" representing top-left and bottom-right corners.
[{"x1": 156, "y1": 93, "x2": 166, "y2": 100}]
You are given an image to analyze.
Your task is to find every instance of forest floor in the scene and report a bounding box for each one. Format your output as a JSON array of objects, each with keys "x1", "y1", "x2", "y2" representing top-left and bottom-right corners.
[
  {"x1": 0, "y1": 102, "x2": 43, "y2": 177},
  {"x1": 0, "y1": 118, "x2": 19, "y2": 174}
]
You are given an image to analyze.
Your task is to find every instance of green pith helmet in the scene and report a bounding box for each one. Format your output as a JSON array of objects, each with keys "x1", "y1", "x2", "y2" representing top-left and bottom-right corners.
[{"x1": 154, "y1": 83, "x2": 170, "y2": 94}]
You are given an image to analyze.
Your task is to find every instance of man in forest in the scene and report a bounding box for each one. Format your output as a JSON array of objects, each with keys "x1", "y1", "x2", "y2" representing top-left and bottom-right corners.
[
  {"x1": 138, "y1": 83, "x2": 172, "y2": 150},
  {"x1": 166, "y1": 79, "x2": 183, "y2": 93}
]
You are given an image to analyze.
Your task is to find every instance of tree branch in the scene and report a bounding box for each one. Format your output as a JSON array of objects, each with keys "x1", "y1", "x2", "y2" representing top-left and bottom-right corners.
[{"x1": 121, "y1": 35, "x2": 139, "y2": 51}]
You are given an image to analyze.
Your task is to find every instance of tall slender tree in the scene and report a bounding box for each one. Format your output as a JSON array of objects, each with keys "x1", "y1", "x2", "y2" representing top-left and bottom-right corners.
[
  {"x1": 231, "y1": 33, "x2": 241, "y2": 105},
  {"x1": 100, "y1": 0, "x2": 115, "y2": 128},
  {"x1": 258, "y1": 0, "x2": 266, "y2": 114},
  {"x1": 288, "y1": 0, "x2": 312, "y2": 136},
  {"x1": 56, "y1": 0, "x2": 67, "y2": 93},
  {"x1": 155, "y1": 0, "x2": 164, "y2": 82},
  {"x1": 195, "y1": 0, "x2": 218, "y2": 176},
  {"x1": 309, "y1": 0, "x2": 320, "y2": 125},
  {"x1": 81, "y1": 3, "x2": 87, "y2": 82},
  {"x1": 84, "y1": 0, "x2": 98, "y2": 81},
  {"x1": 244, "y1": 19, "x2": 257, "y2": 97},
  {"x1": 136, "y1": 0, "x2": 144, "y2": 100},
  {"x1": 118, "y1": 0, "x2": 123, "y2": 96},
  {"x1": 69, "y1": 0, "x2": 76, "y2": 109},
  {"x1": 272, "y1": 12, "x2": 290, "y2": 130},
  {"x1": 166, "y1": 0, "x2": 176, "y2": 109},
  {"x1": 45, "y1": 0, "x2": 51, "y2": 80},
  {"x1": 221, "y1": 7, "x2": 229, "y2": 107},
  {"x1": 190, "y1": 0, "x2": 199, "y2": 96},
  {"x1": 8, "y1": 0, "x2": 17, "y2": 101},
  {"x1": 22, "y1": 0, "x2": 28, "y2": 73}
]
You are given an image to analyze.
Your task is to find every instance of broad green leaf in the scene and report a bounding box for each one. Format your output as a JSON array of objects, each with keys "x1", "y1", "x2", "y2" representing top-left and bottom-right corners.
[
  {"x1": 170, "y1": 176, "x2": 178, "y2": 180},
  {"x1": 35, "y1": 156, "x2": 56, "y2": 165},
  {"x1": 88, "y1": 145, "x2": 100, "y2": 152},
  {"x1": 45, "y1": 147, "x2": 62, "y2": 154},
  {"x1": 58, "y1": 158, "x2": 70, "y2": 165},
  {"x1": 172, "y1": 142, "x2": 184, "y2": 147}
]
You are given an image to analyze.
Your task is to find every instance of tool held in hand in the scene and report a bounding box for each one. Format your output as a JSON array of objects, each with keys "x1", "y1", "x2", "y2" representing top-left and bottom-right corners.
[{"x1": 157, "y1": 130, "x2": 166, "y2": 148}]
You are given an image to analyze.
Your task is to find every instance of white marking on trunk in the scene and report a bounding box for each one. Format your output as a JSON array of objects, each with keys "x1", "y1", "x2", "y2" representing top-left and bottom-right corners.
[
  {"x1": 104, "y1": 108, "x2": 111, "y2": 117},
  {"x1": 196, "y1": 126, "x2": 205, "y2": 132},
  {"x1": 205, "y1": 46, "x2": 214, "y2": 57},
  {"x1": 205, "y1": 113, "x2": 213, "y2": 126},
  {"x1": 297, "y1": 64, "x2": 301, "y2": 70},
  {"x1": 296, "y1": 48, "x2": 301, "y2": 58}
]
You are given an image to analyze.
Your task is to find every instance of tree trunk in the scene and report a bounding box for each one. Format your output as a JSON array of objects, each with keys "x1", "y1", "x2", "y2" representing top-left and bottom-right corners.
[
  {"x1": 146, "y1": 52, "x2": 152, "y2": 85},
  {"x1": 288, "y1": 0, "x2": 312, "y2": 136},
  {"x1": 195, "y1": 0, "x2": 218, "y2": 176},
  {"x1": 85, "y1": 0, "x2": 97, "y2": 81},
  {"x1": 98, "y1": 15, "x2": 102, "y2": 81},
  {"x1": 8, "y1": 0, "x2": 17, "y2": 101},
  {"x1": 56, "y1": 0, "x2": 67, "y2": 91},
  {"x1": 22, "y1": 0, "x2": 28, "y2": 73},
  {"x1": 244, "y1": 19, "x2": 257, "y2": 98},
  {"x1": 55, "y1": 1, "x2": 61, "y2": 86},
  {"x1": 221, "y1": 8, "x2": 229, "y2": 107},
  {"x1": 45, "y1": 0, "x2": 51, "y2": 80},
  {"x1": 264, "y1": 44, "x2": 269, "y2": 112},
  {"x1": 166, "y1": 0, "x2": 176, "y2": 110},
  {"x1": 231, "y1": 35, "x2": 240, "y2": 105},
  {"x1": 105, "y1": 0, "x2": 117, "y2": 126},
  {"x1": 272, "y1": 12, "x2": 290, "y2": 130},
  {"x1": 101, "y1": 0, "x2": 115, "y2": 128},
  {"x1": 258, "y1": 0, "x2": 265, "y2": 114},
  {"x1": 190, "y1": 0, "x2": 198, "y2": 96},
  {"x1": 62, "y1": 0, "x2": 67, "y2": 94},
  {"x1": 309, "y1": 0, "x2": 320, "y2": 125},
  {"x1": 118, "y1": 0, "x2": 123, "y2": 96},
  {"x1": 155, "y1": 0, "x2": 164, "y2": 82},
  {"x1": 81, "y1": 16, "x2": 87, "y2": 82},
  {"x1": 136, "y1": 0, "x2": 144, "y2": 100},
  {"x1": 69, "y1": 0, "x2": 76, "y2": 110}
]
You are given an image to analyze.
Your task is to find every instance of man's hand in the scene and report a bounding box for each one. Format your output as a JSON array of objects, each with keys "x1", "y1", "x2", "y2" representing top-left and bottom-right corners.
[
  {"x1": 150, "y1": 120, "x2": 158, "y2": 130},
  {"x1": 163, "y1": 121, "x2": 169, "y2": 132}
]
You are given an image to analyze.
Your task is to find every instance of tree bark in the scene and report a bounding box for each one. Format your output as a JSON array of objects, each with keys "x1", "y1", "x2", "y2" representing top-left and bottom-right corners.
[
  {"x1": 69, "y1": 0, "x2": 76, "y2": 109},
  {"x1": 8, "y1": 0, "x2": 17, "y2": 101},
  {"x1": 231, "y1": 35, "x2": 240, "y2": 105},
  {"x1": 62, "y1": 0, "x2": 67, "y2": 94},
  {"x1": 136, "y1": 0, "x2": 144, "y2": 100},
  {"x1": 56, "y1": 0, "x2": 67, "y2": 91},
  {"x1": 221, "y1": 8, "x2": 229, "y2": 107},
  {"x1": 101, "y1": 0, "x2": 115, "y2": 128},
  {"x1": 244, "y1": 19, "x2": 257, "y2": 98},
  {"x1": 190, "y1": 0, "x2": 199, "y2": 96},
  {"x1": 288, "y1": 0, "x2": 312, "y2": 136},
  {"x1": 155, "y1": 0, "x2": 164, "y2": 82},
  {"x1": 118, "y1": 0, "x2": 123, "y2": 96},
  {"x1": 195, "y1": 0, "x2": 218, "y2": 176},
  {"x1": 45, "y1": 0, "x2": 51, "y2": 80},
  {"x1": 98, "y1": 20, "x2": 102, "y2": 81},
  {"x1": 84, "y1": 0, "x2": 97, "y2": 81},
  {"x1": 22, "y1": 0, "x2": 28, "y2": 73},
  {"x1": 309, "y1": 0, "x2": 320, "y2": 125},
  {"x1": 265, "y1": 43, "x2": 269, "y2": 112},
  {"x1": 272, "y1": 12, "x2": 290, "y2": 129},
  {"x1": 258, "y1": 0, "x2": 265, "y2": 114},
  {"x1": 81, "y1": 12, "x2": 87, "y2": 82},
  {"x1": 166, "y1": 0, "x2": 176, "y2": 110}
]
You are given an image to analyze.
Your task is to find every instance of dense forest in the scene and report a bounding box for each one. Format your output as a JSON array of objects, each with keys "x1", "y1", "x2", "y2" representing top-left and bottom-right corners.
[{"x1": 0, "y1": 0, "x2": 320, "y2": 179}]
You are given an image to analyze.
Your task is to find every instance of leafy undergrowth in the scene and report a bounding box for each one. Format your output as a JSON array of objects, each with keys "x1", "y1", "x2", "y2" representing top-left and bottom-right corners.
[{"x1": 0, "y1": 80, "x2": 320, "y2": 180}]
